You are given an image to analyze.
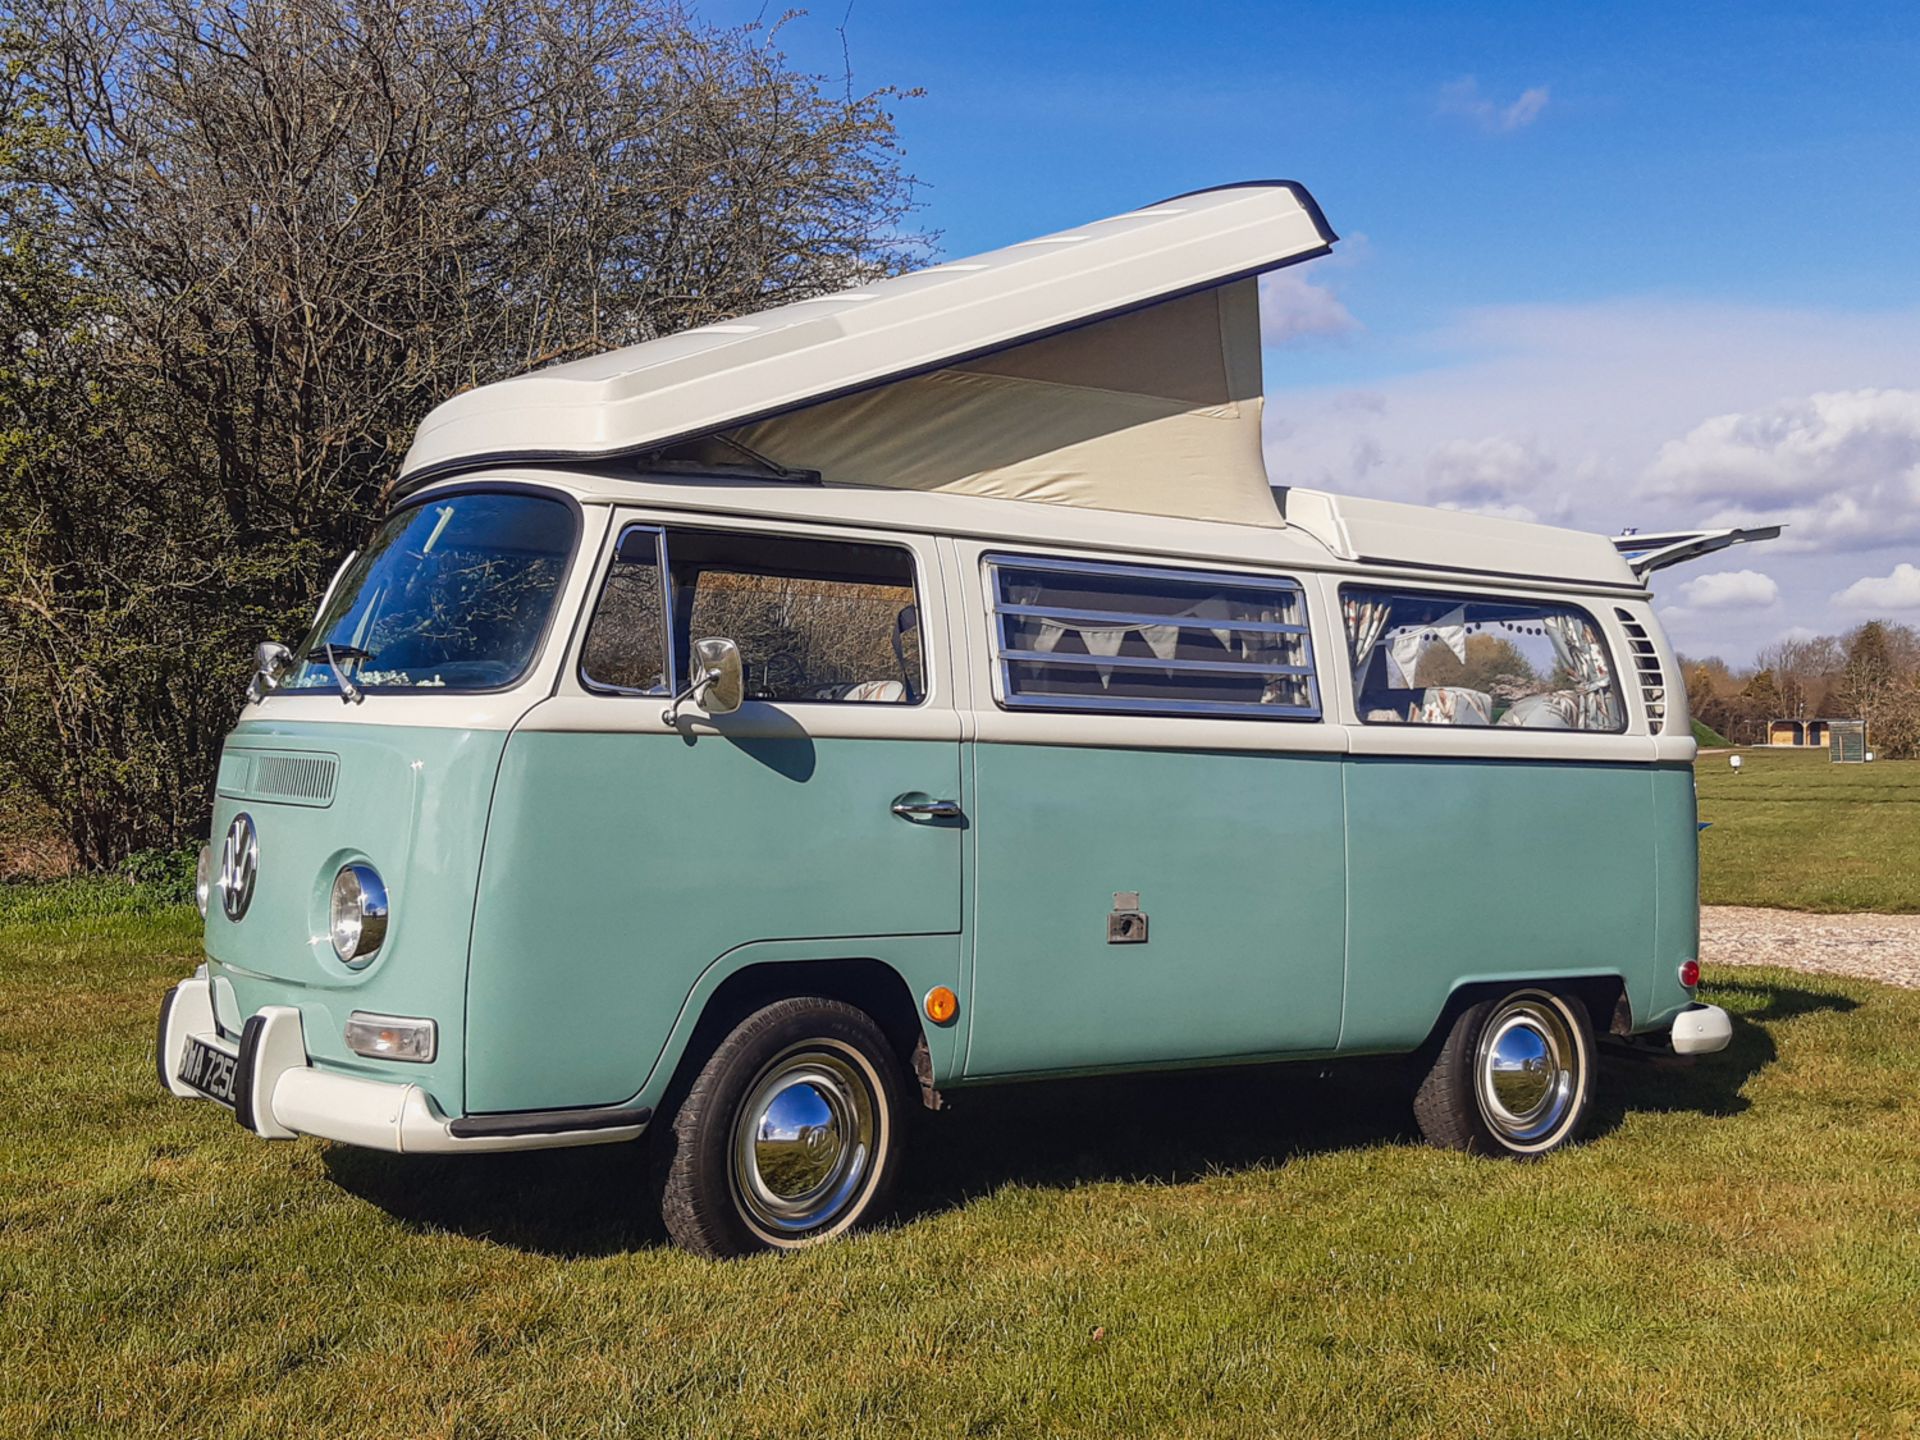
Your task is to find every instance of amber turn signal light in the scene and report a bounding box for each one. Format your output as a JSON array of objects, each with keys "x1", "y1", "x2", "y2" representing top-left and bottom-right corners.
[{"x1": 924, "y1": 986, "x2": 959, "y2": 1024}]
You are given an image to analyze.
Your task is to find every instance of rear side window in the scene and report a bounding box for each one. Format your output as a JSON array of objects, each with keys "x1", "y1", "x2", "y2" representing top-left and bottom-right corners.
[
  {"x1": 1342, "y1": 586, "x2": 1625, "y2": 732},
  {"x1": 987, "y1": 555, "x2": 1319, "y2": 719},
  {"x1": 582, "y1": 525, "x2": 923, "y2": 703}
]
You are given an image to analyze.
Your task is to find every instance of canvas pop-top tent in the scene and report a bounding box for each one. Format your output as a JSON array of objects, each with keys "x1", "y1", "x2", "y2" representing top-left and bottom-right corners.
[{"x1": 398, "y1": 183, "x2": 1338, "y2": 529}]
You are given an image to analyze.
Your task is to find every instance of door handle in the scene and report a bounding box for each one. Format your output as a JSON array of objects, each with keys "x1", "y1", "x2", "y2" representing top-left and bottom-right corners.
[{"x1": 891, "y1": 796, "x2": 962, "y2": 820}]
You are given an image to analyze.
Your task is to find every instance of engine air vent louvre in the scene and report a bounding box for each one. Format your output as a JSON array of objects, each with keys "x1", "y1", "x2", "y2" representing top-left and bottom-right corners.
[
  {"x1": 1614, "y1": 608, "x2": 1666, "y2": 733},
  {"x1": 217, "y1": 750, "x2": 338, "y2": 807}
]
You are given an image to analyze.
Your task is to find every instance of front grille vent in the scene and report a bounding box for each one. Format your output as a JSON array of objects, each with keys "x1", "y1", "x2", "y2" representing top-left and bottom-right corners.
[
  {"x1": 1614, "y1": 608, "x2": 1666, "y2": 733},
  {"x1": 217, "y1": 750, "x2": 338, "y2": 807}
]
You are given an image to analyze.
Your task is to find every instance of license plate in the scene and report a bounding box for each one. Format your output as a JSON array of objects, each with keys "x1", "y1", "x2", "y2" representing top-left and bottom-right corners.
[{"x1": 179, "y1": 1036, "x2": 240, "y2": 1107}]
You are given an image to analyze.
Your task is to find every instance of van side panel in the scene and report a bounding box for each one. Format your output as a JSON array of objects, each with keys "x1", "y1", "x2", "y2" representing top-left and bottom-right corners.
[
  {"x1": 465, "y1": 725, "x2": 963, "y2": 1113},
  {"x1": 963, "y1": 743, "x2": 1347, "y2": 1076},
  {"x1": 1644, "y1": 762, "x2": 1701, "y2": 1030},
  {"x1": 1339, "y1": 757, "x2": 1653, "y2": 1052}
]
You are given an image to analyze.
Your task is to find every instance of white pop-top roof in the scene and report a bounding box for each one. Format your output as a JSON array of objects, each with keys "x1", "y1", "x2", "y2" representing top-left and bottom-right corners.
[{"x1": 398, "y1": 182, "x2": 1336, "y2": 507}]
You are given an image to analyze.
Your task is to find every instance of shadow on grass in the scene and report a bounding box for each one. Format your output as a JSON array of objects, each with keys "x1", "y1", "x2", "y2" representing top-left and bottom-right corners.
[
  {"x1": 321, "y1": 978, "x2": 1854, "y2": 1259},
  {"x1": 1588, "y1": 980, "x2": 1857, "y2": 1139}
]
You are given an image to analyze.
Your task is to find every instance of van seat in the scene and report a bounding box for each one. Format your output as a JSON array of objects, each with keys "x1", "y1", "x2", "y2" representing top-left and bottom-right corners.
[
  {"x1": 1413, "y1": 686, "x2": 1493, "y2": 726},
  {"x1": 1495, "y1": 691, "x2": 1579, "y2": 729}
]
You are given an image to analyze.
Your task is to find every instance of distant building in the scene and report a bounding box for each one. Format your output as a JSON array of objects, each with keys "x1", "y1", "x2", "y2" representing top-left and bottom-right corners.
[
  {"x1": 1829, "y1": 720, "x2": 1868, "y2": 763},
  {"x1": 1766, "y1": 718, "x2": 1849, "y2": 747}
]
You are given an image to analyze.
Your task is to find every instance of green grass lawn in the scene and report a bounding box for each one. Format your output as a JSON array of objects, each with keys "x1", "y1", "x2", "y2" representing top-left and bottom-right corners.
[
  {"x1": 5, "y1": 897, "x2": 1919, "y2": 1438},
  {"x1": 1696, "y1": 747, "x2": 1920, "y2": 912}
]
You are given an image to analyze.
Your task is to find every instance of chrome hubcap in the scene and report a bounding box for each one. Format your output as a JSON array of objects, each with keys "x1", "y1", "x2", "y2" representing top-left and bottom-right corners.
[
  {"x1": 1474, "y1": 995, "x2": 1581, "y2": 1147},
  {"x1": 732, "y1": 1047, "x2": 877, "y2": 1236}
]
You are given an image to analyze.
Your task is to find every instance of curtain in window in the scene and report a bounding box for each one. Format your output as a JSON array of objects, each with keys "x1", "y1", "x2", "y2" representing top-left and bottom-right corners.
[
  {"x1": 1342, "y1": 595, "x2": 1392, "y2": 691},
  {"x1": 1385, "y1": 606, "x2": 1467, "y2": 688},
  {"x1": 1024, "y1": 593, "x2": 1300, "y2": 689},
  {"x1": 1541, "y1": 614, "x2": 1623, "y2": 730}
]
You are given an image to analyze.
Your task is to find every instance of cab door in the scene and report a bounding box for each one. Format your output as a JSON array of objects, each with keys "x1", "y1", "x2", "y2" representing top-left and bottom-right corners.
[
  {"x1": 956, "y1": 545, "x2": 1348, "y2": 1078},
  {"x1": 465, "y1": 514, "x2": 962, "y2": 1113}
]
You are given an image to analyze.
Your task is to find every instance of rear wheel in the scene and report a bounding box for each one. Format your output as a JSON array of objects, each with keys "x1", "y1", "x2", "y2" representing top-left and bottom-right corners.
[
  {"x1": 1413, "y1": 988, "x2": 1594, "y2": 1157},
  {"x1": 659, "y1": 997, "x2": 905, "y2": 1258}
]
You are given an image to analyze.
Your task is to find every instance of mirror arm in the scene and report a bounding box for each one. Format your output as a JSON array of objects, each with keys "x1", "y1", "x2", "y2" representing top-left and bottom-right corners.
[
  {"x1": 661, "y1": 668, "x2": 717, "y2": 726},
  {"x1": 246, "y1": 641, "x2": 294, "y2": 704}
]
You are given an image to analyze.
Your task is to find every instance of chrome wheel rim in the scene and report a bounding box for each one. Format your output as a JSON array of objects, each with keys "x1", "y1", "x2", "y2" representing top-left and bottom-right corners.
[
  {"x1": 1473, "y1": 994, "x2": 1582, "y2": 1148},
  {"x1": 731, "y1": 1045, "x2": 878, "y2": 1238}
]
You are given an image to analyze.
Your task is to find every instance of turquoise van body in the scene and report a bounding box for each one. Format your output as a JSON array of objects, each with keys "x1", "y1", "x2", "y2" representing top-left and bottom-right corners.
[
  {"x1": 156, "y1": 181, "x2": 1750, "y2": 1253},
  {"x1": 175, "y1": 481, "x2": 1708, "y2": 1139}
]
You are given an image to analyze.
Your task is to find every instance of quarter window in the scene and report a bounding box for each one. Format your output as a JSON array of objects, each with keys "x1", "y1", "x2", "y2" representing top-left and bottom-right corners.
[
  {"x1": 987, "y1": 555, "x2": 1319, "y2": 719},
  {"x1": 581, "y1": 527, "x2": 670, "y2": 693},
  {"x1": 1342, "y1": 587, "x2": 1625, "y2": 731}
]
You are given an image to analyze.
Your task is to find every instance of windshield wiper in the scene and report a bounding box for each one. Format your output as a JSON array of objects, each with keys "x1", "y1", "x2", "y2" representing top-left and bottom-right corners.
[
  {"x1": 306, "y1": 643, "x2": 375, "y2": 663},
  {"x1": 308, "y1": 642, "x2": 371, "y2": 704}
]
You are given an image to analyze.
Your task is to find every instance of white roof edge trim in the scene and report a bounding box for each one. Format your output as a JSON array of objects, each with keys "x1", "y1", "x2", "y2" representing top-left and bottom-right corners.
[
  {"x1": 401, "y1": 468, "x2": 1657, "y2": 595},
  {"x1": 396, "y1": 180, "x2": 1336, "y2": 495},
  {"x1": 1612, "y1": 525, "x2": 1784, "y2": 575}
]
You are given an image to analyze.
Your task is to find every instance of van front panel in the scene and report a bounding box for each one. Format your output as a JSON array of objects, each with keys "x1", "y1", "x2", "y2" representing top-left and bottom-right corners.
[{"x1": 203, "y1": 719, "x2": 506, "y2": 1111}]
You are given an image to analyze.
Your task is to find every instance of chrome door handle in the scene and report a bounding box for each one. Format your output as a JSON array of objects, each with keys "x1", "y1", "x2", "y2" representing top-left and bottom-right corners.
[{"x1": 891, "y1": 797, "x2": 962, "y2": 820}]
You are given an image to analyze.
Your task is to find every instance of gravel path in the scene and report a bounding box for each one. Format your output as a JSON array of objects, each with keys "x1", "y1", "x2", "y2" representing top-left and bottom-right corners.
[{"x1": 1701, "y1": 906, "x2": 1920, "y2": 989}]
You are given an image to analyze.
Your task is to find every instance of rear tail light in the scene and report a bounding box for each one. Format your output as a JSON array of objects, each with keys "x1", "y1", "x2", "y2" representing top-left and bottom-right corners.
[{"x1": 1678, "y1": 959, "x2": 1700, "y2": 989}]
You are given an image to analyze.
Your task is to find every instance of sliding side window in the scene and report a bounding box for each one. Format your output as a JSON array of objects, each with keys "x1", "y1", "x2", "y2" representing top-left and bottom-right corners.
[
  {"x1": 1341, "y1": 586, "x2": 1626, "y2": 731},
  {"x1": 987, "y1": 555, "x2": 1319, "y2": 719},
  {"x1": 582, "y1": 526, "x2": 924, "y2": 703},
  {"x1": 670, "y1": 530, "x2": 922, "y2": 704}
]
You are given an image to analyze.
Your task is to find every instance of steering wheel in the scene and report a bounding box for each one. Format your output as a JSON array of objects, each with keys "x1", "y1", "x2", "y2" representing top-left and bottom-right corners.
[{"x1": 751, "y1": 651, "x2": 807, "y2": 699}]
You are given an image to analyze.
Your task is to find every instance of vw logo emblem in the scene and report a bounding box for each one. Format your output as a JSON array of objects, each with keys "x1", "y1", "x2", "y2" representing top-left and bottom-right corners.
[{"x1": 219, "y1": 812, "x2": 258, "y2": 921}]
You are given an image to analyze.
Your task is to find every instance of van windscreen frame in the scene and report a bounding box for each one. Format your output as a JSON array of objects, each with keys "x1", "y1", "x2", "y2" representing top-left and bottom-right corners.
[{"x1": 279, "y1": 483, "x2": 583, "y2": 699}]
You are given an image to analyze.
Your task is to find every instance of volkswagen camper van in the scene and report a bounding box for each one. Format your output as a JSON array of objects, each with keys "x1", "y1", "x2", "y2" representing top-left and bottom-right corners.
[{"x1": 157, "y1": 182, "x2": 1767, "y2": 1257}]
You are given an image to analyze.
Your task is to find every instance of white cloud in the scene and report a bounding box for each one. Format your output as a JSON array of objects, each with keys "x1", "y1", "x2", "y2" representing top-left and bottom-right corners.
[
  {"x1": 1258, "y1": 271, "x2": 1358, "y2": 343},
  {"x1": 1425, "y1": 434, "x2": 1557, "y2": 513},
  {"x1": 1832, "y1": 562, "x2": 1920, "y2": 611},
  {"x1": 1436, "y1": 77, "x2": 1550, "y2": 133},
  {"x1": 1674, "y1": 569, "x2": 1781, "y2": 610},
  {"x1": 1258, "y1": 243, "x2": 1365, "y2": 345},
  {"x1": 1262, "y1": 294, "x2": 1920, "y2": 661},
  {"x1": 1643, "y1": 389, "x2": 1920, "y2": 552}
]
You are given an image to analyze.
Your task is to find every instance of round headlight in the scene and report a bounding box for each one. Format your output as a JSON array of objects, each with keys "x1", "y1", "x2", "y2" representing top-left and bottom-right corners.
[
  {"x1": 329, "y1": 864, "x2": 389, "y2": 965},
  {"x1": 195, "y1": 844, "x2": 212, "y2": 920}
]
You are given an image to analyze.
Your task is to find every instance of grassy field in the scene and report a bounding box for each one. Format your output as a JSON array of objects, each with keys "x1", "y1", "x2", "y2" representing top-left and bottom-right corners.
[
  {"x1": 1697, "y1": 747, "x2": 1920, "y2": 912},
  {"x1": 4, "y1": 890, "x2": 1919, "y2": 1438}
]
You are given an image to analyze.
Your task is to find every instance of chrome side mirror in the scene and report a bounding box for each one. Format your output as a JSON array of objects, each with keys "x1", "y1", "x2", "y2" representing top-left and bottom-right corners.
[
  {"x1": 662, "y1": 637, "x2": 744, "y2": 725},
  {"x1": 246, "y1": 641, "x2": 294, "y2": 702}
]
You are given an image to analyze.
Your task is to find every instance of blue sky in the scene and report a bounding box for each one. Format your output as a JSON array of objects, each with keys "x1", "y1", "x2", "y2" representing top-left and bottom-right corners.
[{"x1": 714, "y1": 1, "x2": 1920, "y2": 661}]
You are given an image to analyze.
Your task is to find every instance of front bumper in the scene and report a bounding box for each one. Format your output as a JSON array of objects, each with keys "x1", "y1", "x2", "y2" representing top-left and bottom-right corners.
[
  {"x1": 158, "y1": 970, "x2": 649, "y2": 1153},
  {"x1": 1668, "y1": 1002, "x2": 1733, "y2": 1055}
]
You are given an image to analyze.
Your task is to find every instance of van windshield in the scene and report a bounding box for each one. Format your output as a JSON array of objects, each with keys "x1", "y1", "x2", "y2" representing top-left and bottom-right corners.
[{"x1": 282, "y1": 491, "x2": 576, "y2": 695}]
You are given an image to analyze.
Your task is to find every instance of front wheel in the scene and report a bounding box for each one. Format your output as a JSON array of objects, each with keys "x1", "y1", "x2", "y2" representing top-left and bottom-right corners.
[
  {"x1": 659, "y1": 997, "x2": 906, "y2": 1258},
  {"x1": 1413, "y1": 988, "x2": 1594, "y2": 1157}
]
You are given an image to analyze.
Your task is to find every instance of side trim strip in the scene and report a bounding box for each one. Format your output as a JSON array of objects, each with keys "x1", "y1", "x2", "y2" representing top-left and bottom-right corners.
[
  {"x1": 1356, "y1": 553, "x2": 1646, "y2": 595},
  {"x1": 447, "y1": 1105, "x2": 655, "y2": 1139}
]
